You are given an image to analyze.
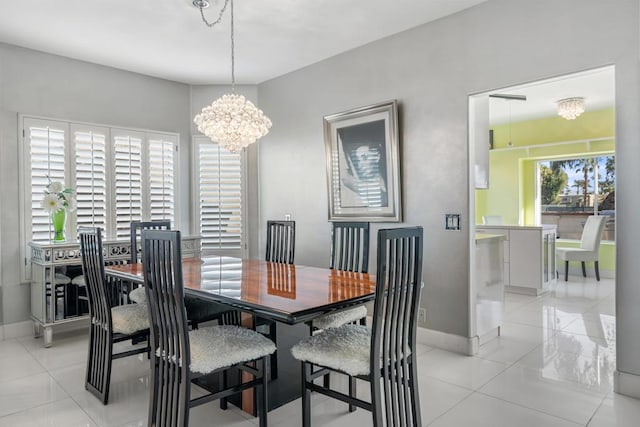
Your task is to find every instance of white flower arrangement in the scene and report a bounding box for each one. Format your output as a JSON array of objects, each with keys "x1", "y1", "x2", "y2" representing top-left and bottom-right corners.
[{"x1": 41, "y1": 179, "x2": 77, "y2": 213}]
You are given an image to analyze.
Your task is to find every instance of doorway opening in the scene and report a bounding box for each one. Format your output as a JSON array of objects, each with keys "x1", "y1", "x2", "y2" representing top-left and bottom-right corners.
[{"x1": 468, "y1": 66, "x2": 616, "y2": 351}]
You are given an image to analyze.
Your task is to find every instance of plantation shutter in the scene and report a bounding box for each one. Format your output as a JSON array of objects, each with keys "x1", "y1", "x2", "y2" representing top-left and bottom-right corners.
[
  {"x1": 147, "y1": 133, "x2": 176, "y2": 226},
  {"x1": 112, "y1": 129, "x2": 144, "y2": 239},
  {"x1": 71, "y1": 124, "x2": 108, "y2": 233},
  {"x1": 195, "y1": 136, "x2": 243, "y2": 254},
  {"x1": 24, "y1": 118, "x2": 68, "y2": 242}
]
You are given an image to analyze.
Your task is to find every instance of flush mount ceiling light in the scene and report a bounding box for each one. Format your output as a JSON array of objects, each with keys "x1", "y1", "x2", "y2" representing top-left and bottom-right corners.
[
  {"x1": 193, "y1": 0, "x2": 272, "y2": 153},
  {"x1": 557, "y1": 97, "x2": 585, "y2": 120}
]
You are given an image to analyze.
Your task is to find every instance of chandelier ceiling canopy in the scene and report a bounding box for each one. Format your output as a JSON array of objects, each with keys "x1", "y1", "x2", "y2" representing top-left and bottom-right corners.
[{"x1": 193, "y1": 0, "x2": 272, "y2": 153}]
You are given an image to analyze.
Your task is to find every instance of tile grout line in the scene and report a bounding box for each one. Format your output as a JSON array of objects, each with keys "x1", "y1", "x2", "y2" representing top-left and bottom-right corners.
[
  {"x1": 474, "y1": 390, "x2": 585, "y2": 425},
  {"x1": 585, "y1": 394, "x2": 609, "y2": 427},
  {"x1": 424, "y1": 390, "x2": 477, "y2": 426}
]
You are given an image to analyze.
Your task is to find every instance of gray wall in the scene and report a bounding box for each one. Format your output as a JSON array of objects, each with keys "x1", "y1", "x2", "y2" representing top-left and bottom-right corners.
[
  {"x1": 0, "y1": 43, "x2": 192, "y2": 324},
  {"x1": 257, "y1": 0, "x2": 640, "y2": 357}
]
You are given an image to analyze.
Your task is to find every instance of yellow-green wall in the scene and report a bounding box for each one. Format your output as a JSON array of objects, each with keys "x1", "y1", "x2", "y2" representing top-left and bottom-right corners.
[{"x1": 475, "y1": 108, "x2": 615, "y2": 270}]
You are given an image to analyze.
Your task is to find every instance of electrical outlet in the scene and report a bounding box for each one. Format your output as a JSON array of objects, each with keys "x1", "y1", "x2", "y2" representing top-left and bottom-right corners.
[
  {"x1": 284, "y1": 213, "x2": 292, "y2": 221},
  {"x1": 418, "y1": 308, "x2": 427, "y2": 324},
  {"x1": 445, "y1": 213, "x2": 461, "y2": 231}
]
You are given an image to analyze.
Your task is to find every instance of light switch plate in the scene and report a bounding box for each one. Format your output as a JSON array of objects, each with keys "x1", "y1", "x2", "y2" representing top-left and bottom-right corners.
[{"x1": 445, "y1": 214, "x2": 461, "y2": 231}]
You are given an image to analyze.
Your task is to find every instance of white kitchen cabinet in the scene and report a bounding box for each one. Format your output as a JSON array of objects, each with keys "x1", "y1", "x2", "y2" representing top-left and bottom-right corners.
[
  {"x1": 474, "y1": 233, "x2": 505, "y2": 343},
  {"x1": 476, "y1": 224, "x2": 557, "y2": 295}
]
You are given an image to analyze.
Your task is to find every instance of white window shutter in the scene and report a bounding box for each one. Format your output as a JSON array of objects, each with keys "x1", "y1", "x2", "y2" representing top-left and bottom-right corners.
[
  {"x1": 112, "y1": 129, "x2": 144, "y2": 239},
  {"x1": 23, "y1": 116, "x2": 179, "y2": 255},
  {"x1": 195, "y1": 137, "x2": 243, "y2": 253},
  {"x1": 147, "y1": 133, "x2": 176, "y2": 226},
  {"x1": 71, "y1": 124, "x2": 108, "y2": 234},
  {"x1": 24, "y1": 118, "x2": 68, "y2": 242}
]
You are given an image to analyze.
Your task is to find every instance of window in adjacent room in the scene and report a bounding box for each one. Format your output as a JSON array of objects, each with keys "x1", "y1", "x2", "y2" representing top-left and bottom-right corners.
[{"x1": 539, "y1": 155, "x2": 615, "y2": 241}]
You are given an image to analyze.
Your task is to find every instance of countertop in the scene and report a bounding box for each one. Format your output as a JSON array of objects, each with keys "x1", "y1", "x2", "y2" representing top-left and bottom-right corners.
[
  {"x1": 475, "y1": 233, "x2": 506, "y2": 244},
  {"x1": 476, "y1": 224, "x2": 557, "y2": 231}
]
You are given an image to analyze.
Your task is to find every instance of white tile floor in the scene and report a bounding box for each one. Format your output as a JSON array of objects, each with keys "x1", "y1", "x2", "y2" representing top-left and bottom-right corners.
[{"x1": 1, "y1": 277, "x2": 639, "y2": 426}]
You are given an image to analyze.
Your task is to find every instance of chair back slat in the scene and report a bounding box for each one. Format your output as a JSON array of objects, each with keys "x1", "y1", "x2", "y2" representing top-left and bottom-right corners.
[
  {"x1": 78, "y1": 227, "x2": 112, "y2": 399},
  {"x1": 370, "y1": 227, "x2": 423, "y2": 427},
  {"x1": 330, "y1": 222, "x2": 369, "y2": 273},
  {"x1": 79, "y1": 227, "x2": 112, "y2": 331},
  {"x1": 141, "y1": 229, "x2": 191, "y2": 427},
  {"x1": 130, "y1": 220, "x2": 171, "y2": 264},
  {"x1": 266, "y1": 220, "x2": 295, "y2": 264}
]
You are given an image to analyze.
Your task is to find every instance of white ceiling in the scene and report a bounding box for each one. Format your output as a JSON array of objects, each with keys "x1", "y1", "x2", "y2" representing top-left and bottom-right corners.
[
  {"x1": 488, "y1": 67, "x2": 615, "y2": 125},
  {"x1": 0, "y1": 0, "x2": 486, "y2": 85},
  {"x1": 1, "y1": 1, "x2": 614, "y2": 122}
]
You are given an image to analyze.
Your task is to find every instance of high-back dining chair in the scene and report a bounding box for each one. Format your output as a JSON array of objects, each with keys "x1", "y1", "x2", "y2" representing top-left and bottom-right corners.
[
  {"x1": 266, "y1": 220, "x2": 295, "y2": 264},
  {"x1": 78, "y1": 227, "x2": 150, "y2": 405},
  {"x1": 556, "y1": 215, "x2": 607, "y2": 281},
  {"x1": 292, "y1": 227, "x2": 424, "y2": 426},
  {"x1": 128, "y1": 220, "x2": 229, "y2": 329},
  {"x1": 262, "y1": 219, "x2": 296, "y2": 379},
  {"x1": 312, "y1": 222, "x2": 370, "y2": 332},
  {"x1": 130, "y1": 220, "x2": 171, "y2": 264},
  {"x1": 330, "y1": 221, "x2": 370, "y2": 273},
  {"x1": 141, "y1": 230, "x2": 275, "y2": 427}
]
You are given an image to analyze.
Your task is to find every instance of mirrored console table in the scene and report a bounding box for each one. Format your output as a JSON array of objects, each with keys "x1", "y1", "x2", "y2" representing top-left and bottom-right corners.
[{"x1": 28, "y1": 236, "x2": 201, "y2": 347}]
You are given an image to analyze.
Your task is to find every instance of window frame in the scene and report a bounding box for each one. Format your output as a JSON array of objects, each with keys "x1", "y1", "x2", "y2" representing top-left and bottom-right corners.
[
  {"x1": 191, "y1": 135, "x2": 248, "y2": 259},
  {"x1": 536, "y1": 152, "x2": 615, "y2": 241},
  {"x1": 19, "y1": 114, "x2": 180, "y2": 280}
]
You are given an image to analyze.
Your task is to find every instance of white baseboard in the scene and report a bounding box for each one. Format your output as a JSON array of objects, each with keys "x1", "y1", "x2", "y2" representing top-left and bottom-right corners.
[
  {"x1": 1, "y1": 320, "x2": 33, "y2": 340},
  {"x1": 416, "y1": 326, "x2": 477, "y2": 356},
  {"x1": 505, "y1": 285, "x2": 550, "y2": 296},
  {"x1": 614, "y1": 370, "x2": 640, "y2": 399}
]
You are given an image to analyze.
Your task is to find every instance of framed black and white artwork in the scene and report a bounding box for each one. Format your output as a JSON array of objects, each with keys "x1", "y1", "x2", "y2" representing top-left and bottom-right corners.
[{"x1": 323, "y1": 100, "x2": 401, "y2": 222}]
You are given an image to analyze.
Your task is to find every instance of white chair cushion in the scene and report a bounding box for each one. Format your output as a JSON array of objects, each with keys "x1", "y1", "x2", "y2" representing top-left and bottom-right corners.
[
  {"x1": 71, "y1": 275, "x2": 85, "y2": 286},
  {"x1": 312, "y1": 305, "x2": 368, "y2": 330},
  {"x1": 556, "y1": 247, "x2": 598, "y2": 262},
  {"x1": 128, "y1": 286, "x2": 147, "y2": 305},
  {"x1": 291, "y1": 324, "x2": 371, "y2": 376},
  {"x1": 111, "y1": 303, "x2": 149, "y2": 335},
  {"x1": 188, "y1": 325, "x2": 276, "y2": 374}
]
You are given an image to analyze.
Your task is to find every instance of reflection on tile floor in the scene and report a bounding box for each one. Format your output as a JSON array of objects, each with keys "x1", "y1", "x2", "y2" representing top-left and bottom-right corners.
[{"x1": 1, "y1": 277, "x2": 639, "y2": 426}]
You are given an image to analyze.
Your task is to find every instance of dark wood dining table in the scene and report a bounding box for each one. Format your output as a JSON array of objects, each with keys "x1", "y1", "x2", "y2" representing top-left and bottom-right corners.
[{"x1": 105, "y1": 255, "x2": 376, "y2": 412}]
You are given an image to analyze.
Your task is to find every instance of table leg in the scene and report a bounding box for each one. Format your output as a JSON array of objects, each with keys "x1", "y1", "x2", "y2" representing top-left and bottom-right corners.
[
  {"x1": 44, "y1": 326, "x2": 53, "y2": 348},
  {"x1": 33, "y1": 320, "x2": 42, "y2": 338}
]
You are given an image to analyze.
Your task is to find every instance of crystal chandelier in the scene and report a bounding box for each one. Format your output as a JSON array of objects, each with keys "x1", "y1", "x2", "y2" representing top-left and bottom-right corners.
[
  {"x1": 556, "y1": 97, "x2": 585, "y2": 120},
  {"x1": 193, "y1": 0, "x2": 272, "y2": 153}
]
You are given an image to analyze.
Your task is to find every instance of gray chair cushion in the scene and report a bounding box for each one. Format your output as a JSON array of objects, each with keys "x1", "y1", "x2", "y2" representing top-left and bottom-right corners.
[
  {"x1": 188, "y1": 325, "x2": 276, "y2": 374},
  {"x1": 46, "y1": 273, "x2": 71, "y2": 285},
  {"x1": 71, "y1": 275, "x2": 85, "y2": 286},
  {"x1": 292, "y1": 324, "x2": 371, "y2": 376},
  {"x1": 111, "y1": 303, "x2": 149, "y2": 334},
  {"x1": 128, "y1": 286, "x2": 146, "y2": 305},
  {"x1": 313, "y1": 305, "x2": 368, "y2": 331}
]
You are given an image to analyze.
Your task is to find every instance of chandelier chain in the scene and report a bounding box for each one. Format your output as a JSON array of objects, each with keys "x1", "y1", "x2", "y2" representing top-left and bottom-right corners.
[
  {"x1": 199, "y1": 0, "x2": 229, "y2": 27},
  {"x1": 230, "y1": 0, "x2": 235, "y2": 91},
  {"x1": 199, "y1": 0, "x2": 235, "y2": 91}
]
